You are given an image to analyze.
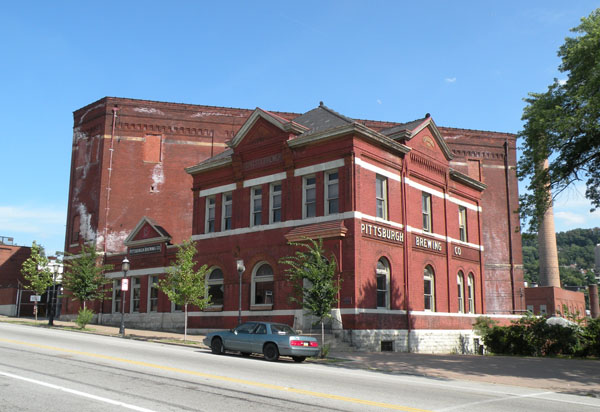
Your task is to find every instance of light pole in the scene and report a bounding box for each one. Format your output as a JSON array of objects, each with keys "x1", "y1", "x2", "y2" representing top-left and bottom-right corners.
[
  {"x1": 119, "y1": 257, "x2": 130, "y2": 337},
  {"x1": 47, "y1": 259, "x2": 63, "y2": 326},
  {"x1": 236, "y1": 259, "x2": 245, "y2": 325}
]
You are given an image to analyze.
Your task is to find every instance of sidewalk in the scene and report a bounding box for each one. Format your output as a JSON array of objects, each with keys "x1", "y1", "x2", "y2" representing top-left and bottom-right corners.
[{"x1": 2, "y1": 316, "x2": 598, "y2": 397}]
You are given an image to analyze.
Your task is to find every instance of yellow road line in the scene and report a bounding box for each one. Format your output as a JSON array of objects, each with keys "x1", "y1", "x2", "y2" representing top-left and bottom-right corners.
[{"x1": 0, "y1": 338, "x2": 431, "y2": 412}]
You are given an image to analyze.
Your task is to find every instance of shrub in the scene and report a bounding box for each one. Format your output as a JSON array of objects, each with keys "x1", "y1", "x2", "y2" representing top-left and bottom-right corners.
[{"x1": 76, "y1": 307, "x2": 94, "y2": 329}]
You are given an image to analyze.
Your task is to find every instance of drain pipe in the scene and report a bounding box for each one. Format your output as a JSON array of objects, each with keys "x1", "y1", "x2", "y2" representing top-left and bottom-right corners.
[
  {"x1": 103, "y1": 106, "x2": 119, "y2": 255},
  {"x1": 503, "y1": 141, "x2": 516, "y2": 312}
]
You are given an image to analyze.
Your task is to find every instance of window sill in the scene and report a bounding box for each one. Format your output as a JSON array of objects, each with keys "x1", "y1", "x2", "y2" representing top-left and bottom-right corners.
[
  {"x1": 204, "y1": 305, "x2": 223, "y2": 312},
  {"x1": 250, "y1": 304, "x2": 273, "y2": 311}
]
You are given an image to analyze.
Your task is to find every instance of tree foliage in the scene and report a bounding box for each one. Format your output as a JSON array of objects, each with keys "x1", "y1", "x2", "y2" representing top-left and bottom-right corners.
[
  {"x1": 21, "y1": 241, "x2": 54, "y2": 320},
  {"x1": 62, "y1": 243, "x2": 113, "y2": 309},
  {"x1": 518, "y1": 9, "x2": 600, "y2": 230},
  {"x1": 280, "y1": 238, "x2": 340, "y2": 357},
  {"x1": 158, "y1": 239, "x2": 210, "y2": 341},
  {"x1": 522, "y1": 228, "x2": 599, "y2": 286},
  {"x1": 280, "y1": 238, "x2": 340, "y2": 321}
]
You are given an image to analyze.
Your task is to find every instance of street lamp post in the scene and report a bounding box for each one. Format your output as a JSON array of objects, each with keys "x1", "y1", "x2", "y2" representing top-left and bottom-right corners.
[
  {"x1": 236, "y1": 259, "x2": 245, "y2": 325},
  {"x1": 119, "y1": 257, "x2": 130, "y2": 337},
  {"x1": 47, "y1": 260, "x2": 63, "y2": 326}
]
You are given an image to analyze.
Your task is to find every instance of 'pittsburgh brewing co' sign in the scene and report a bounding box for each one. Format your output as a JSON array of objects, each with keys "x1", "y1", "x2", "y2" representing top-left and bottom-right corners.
[{"x1": 361, "y1": 222, "x2": 404, "y2": 243}]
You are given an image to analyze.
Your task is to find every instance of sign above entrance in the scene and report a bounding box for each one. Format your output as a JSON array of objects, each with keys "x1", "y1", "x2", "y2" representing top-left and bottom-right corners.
[
  {"x1": 361, "y1": 222, "x2": 404, "y2": 244},
  {"x1": 130, "y1": 244, "x2": 162, "y2": 255}
]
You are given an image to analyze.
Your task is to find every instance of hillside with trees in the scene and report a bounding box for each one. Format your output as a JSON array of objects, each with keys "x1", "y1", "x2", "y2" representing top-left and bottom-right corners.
[{"x1": 522, "y1": 228, "x2": 600, "y2": 287}]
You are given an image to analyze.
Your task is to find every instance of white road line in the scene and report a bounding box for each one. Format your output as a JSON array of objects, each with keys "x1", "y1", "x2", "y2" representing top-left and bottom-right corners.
[{"x1": 0, "y1": 370, "x2": 157, "y2": 412}]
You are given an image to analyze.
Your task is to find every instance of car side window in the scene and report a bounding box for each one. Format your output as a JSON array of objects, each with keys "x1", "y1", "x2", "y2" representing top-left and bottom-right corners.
[
  {"x1": 254, "y1": 324, "x2": 267, "y2": 334},
  {"x1": 235, "y1": 323, "x2": 257, "y2": 334}
]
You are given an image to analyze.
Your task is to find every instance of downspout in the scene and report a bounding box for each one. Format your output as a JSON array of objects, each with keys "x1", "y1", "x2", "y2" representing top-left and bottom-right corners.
[
  {"x1": 401, "y1": 157, "x2": 411, "y2": 350},
  {"x1": 100, "y1": 106, "x2": 119, "y2": 322},
  {"x1": 503, "y1": 141, "x2": 516, "y2": 312},
  {"x1": 443, "y1": 174, "x2": 451, "y2": 313},
  {"x1": 103, "y1": 106, "x2": 119, "y2": 255}
]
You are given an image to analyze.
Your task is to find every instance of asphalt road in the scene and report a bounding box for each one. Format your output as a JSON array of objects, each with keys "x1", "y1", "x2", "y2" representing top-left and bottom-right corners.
[{"x1": 1, "y1": 323, "x2": 599, "y2": 412}]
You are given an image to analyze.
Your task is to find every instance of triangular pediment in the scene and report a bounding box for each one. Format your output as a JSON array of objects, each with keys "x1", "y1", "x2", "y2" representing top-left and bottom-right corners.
[
  {"x1": 229, "y1": 108, "x2": 307, "y2": 149},
  {"x1": 407, "y1": 117, "x2": 454, "y2": 161},
  {"x1": 124, "y1": 216, "x2": 171, "y2": 247}
]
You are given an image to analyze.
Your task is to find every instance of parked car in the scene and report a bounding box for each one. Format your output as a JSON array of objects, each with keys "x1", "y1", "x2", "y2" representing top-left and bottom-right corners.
[{"x1": 203, "y1": 321, "x2": 319, "y2": 362}]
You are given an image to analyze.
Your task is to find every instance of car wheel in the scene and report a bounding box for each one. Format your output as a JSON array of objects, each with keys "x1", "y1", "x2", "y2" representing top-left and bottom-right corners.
[
  {"x1": 241, "y1": 352, "x2": 251, "y2": 357},
  {"x1": 211, "y1": 337, "x2": 224, "y2": 355},
  {"x1": 263, "y1": 343, "x2": 279, "y2": 361},
  {"x1": 292, "y1": 356, "x2": 306, "y2": 363}
]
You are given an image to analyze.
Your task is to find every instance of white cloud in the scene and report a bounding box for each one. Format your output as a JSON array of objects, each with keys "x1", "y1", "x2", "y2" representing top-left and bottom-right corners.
[
  {"x1": 445, "y1": 77, "x2": 457, "y2": 83},
  {"x1": 376, "y1": 99, "x2": 382, "y2": 105},
  {"x1": 554, "y1": 211, "x2": 586, "y2": 225},
  {"x1": 0, "y1": 205, "x2": 66, "y2": 255},
  {"x1": 558, "y1": 79, "x2": 567, "y2": 86}
]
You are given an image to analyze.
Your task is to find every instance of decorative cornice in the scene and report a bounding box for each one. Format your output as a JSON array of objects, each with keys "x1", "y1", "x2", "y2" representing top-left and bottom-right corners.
[
  {"x1": 410, "y1": 152, "x2": 446, "y2": 177},
  {"x1": 449, "y1": 169, "x2": 487, "y2": 191}
]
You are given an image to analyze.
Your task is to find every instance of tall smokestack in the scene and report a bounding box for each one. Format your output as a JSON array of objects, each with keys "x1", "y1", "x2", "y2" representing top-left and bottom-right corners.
[
  {"x1": 590, "y1": 284, "x2": 599, "y2": 319},
  {"x1": 537, "y1": 160, "x2": 561, "y2": 288}
]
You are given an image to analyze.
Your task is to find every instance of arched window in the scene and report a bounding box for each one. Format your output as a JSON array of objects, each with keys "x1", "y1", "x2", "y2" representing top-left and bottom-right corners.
[
  {"x1": 376, "y1": 258, "x2": 390, "y2": 309},
  {"x1": 252, "y1": 262, "x2": 274, "y2": 306},
  {"x1": 206, "y1": 268, "x2": 224, "y2": 306},
  {"x1": 424, "y1": 265, "x2": 435, "y2": 311},
  {"x1": 457, "y1": 271, "x2": 465, "y2": 313},
  {"x1": 467, "y1": 273, "x2": 475, "y2": 313}
]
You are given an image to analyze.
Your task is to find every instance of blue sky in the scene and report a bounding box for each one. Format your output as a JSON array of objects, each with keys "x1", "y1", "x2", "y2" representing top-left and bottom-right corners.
[{"x1": 1, "y1": 1, "x2": 599, "y2": 256}]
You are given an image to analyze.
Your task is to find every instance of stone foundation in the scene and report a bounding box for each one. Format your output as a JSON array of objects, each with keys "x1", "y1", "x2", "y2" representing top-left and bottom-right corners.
[{"x1": 343, "y1": 329, "x2": 482, "y2": 354}]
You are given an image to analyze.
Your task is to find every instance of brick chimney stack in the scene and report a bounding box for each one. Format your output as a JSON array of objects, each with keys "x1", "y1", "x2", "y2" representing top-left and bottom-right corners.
[{"x1": 537, "y1": 160, "x2": 561, "y2": 288}]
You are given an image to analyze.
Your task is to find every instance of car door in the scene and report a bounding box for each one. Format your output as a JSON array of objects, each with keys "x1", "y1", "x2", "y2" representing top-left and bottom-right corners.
[
  {"x1": 227, "y1": 322, "x2": 257, "y2": 351},
  {"x1": 250, "y1": 323, "x2": 268, "y2": 353}
]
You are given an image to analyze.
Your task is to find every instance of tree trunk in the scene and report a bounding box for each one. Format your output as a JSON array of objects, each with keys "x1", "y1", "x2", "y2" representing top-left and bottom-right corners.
[
  {"x1": 184, "y1": 303, "x2": 188, "y2": 342},
  {"x1": 321, "y1": 320, "x2": 325, "y2": 358}
]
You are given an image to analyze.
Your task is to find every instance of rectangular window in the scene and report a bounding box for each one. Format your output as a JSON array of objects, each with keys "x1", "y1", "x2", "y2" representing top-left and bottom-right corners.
[
  {"x1": 222, "y1": 192, "x2": 232, "y2": 230},
  {"x1": 304, "y1": 176, "x2": 316, "y2": 218},
  {"x1": 424, "y1": 277, "x2": 434, "y2": 311},
  {"x1": 270, "y1": 182, "x2": 282, "y2": 223},
  {"x1": 149, "y1": 276, "x2": 159, "y2": 312},
  {"x1": 131, "y1": 277, "x2": 141, "y2": 313},
  {"x1": 540, "y1": 304, "x2": 547, "y2": 315},
  {"x1": 325, "y1": 170, "x2": 339, "y2": 215},
  {"x1": 251, "y1": 187, "x2": 262, "y2": 226},
  {"x1": 205, "y1": 196, "x2": 216, "y2": 233},
  {"x1": 376, "y1": 175, "x2": 387, "y2": 219},
  {"x1": 459, "y1": 206, "x2": 467, "y2": 242},
  {"x1": 113, "y1": 280, "x2": 122, "y2": 313},
  {"x1": 422, "y1": 192, "x2": 432, "y2": 232}
]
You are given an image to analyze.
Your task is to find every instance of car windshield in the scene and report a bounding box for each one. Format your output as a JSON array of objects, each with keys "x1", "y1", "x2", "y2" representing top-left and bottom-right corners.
[{"x1": 270, "y1": 324, "x2": 296, "y2": 335}]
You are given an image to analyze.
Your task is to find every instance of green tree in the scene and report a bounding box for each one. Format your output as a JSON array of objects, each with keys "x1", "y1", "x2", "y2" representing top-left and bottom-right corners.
[
  {"x1": 62, "y1": 243, "x2": 113, "y2": 310},
  {"x1": 21, "y1": 241, "x2": 53, "y2": 321},
  {"x1": 518, "y1": 9, "x2": 600, "y2": 230},
  {"x1": 279, "y1": 238, "x2": 340, "y2": 357},
  {"x1": 158, "y1": 239, "x2": 210, "y2": 341}
]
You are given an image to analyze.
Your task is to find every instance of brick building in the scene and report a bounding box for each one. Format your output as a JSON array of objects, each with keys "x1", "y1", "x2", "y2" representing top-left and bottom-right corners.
[
  {"x1": 525, "y1": 286, "x2": 586, "y2": 318},
  {"x1": 64, "y1": 99, "x2": 525, "y2": 352},
  {"x1": 0, "y1": 237, "x2": 32, "y2": 316}
]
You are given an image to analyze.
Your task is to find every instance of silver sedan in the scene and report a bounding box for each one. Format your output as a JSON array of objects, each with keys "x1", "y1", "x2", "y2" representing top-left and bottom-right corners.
[{"x1": 203, "y1": 322, "x2": 320, "y2": 362}]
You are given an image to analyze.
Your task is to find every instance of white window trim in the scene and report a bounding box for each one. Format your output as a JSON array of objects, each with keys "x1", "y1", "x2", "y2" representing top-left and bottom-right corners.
[
  {"x1": 222, "y1": 192, "x2": 232, "y2": 231},
  {"x1": 206, "y1": 267, "x2": 224, "y2": 308},
  {"x1": 130, "y1": 277, "x2": 141, "y2": 313},
  {"x1": 269, "y1": 182, "x2": 282, "y2": 224},
  {"x1": 422, "y1": 192, "x2": 432, "y2": 233},
  {"x1": 325, "y1": 169, "x2": 339, "y2": 216},
  {"x1": 457, "y1": 272, "x2": 464, "y2": 314},
  {"x1": 376, "y1": 258, "x2": 390, "y2": 309},
  {"x1": 467, "y1": 273, "x2": 475, "y2": 314},
  {"x1": 303, "y1": 175, "x2": 317, "y2": 219},
  {"x1": 376, "y1": 175, "x2": 388, "y2": 220},
  {"x1": 424, "y1": 267, "x2": 435, "y2": 312},
  {"x1": 251, "y1": 261, "x2": 274, "y2": 308},
  {"x1": 459, "y1": 206, "x2": 467, "y2": 242},
  {"x1": 205, "y1": 196, "x2": 216, "y2": 234},
  {"x1": 148, "y1": 275, "x2": 159, "y2": 313},
  {"x1": 112, "y1": 279, "x2": 122, "y2": 314},
  {"x1": 250, "y1": 186, "x2": 262, "y2": 227}
]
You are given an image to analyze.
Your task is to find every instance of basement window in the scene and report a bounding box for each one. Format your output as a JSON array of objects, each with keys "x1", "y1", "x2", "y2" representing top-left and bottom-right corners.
[{"x1": 381, "y1": 341, "x2": 394, "y2": 352}]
